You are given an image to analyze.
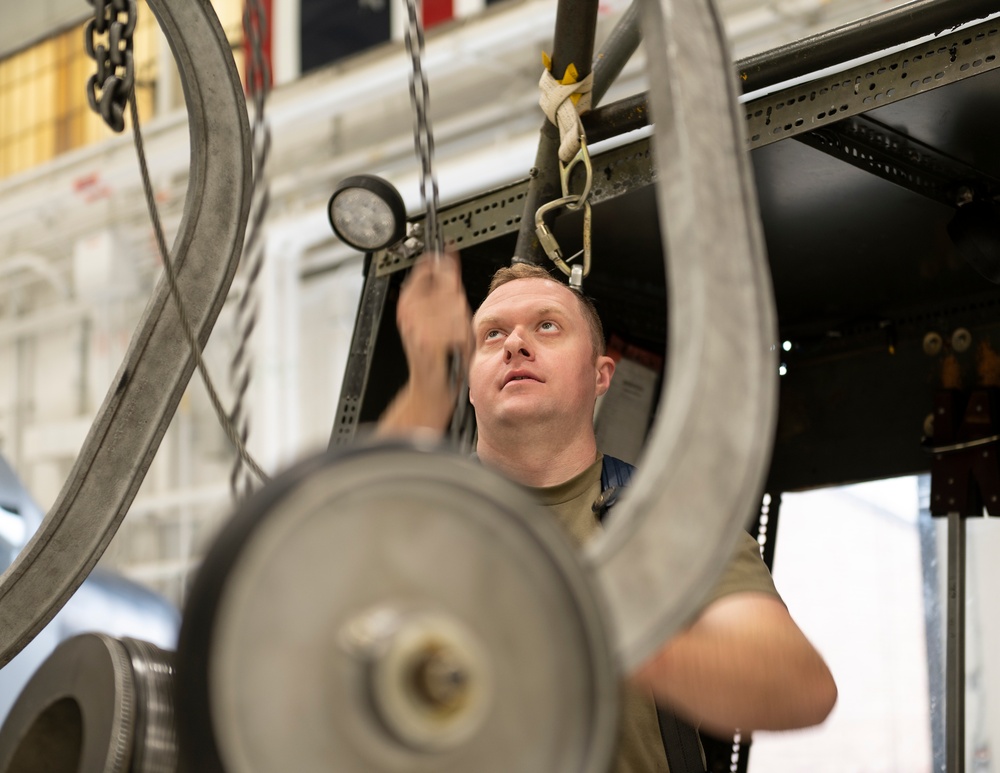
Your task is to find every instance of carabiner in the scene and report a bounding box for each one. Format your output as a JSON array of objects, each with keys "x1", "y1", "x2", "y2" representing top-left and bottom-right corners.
[
  {"x1": 535, "y1": 194, "x2": 579, "y2": 275},
  {"x1": 559, "y1": 135, "x2": 593, "y2": 211}
]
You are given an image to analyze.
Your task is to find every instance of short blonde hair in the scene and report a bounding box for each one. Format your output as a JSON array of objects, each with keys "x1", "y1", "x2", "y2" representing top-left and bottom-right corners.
[{"x1": 484, "y1": 263, "x2": 605, "y2": 358}]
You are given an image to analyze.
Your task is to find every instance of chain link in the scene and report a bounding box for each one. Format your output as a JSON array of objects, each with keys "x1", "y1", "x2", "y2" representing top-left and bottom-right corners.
[
  {"x1": 402, "y1": 0, "x2": 441, "y2": 255},
  {"x1": 401, "y1": 0, "x2": 474, "y2": 448},
  {"x1": 85, "y1": 0, "x2": 137, "y2": 132}
]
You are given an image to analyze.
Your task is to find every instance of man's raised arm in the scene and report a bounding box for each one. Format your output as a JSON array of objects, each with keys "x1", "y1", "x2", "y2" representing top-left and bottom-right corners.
[
  {"x1": 376, "y1": 252, "x2": 473, "y2": 438},
  {"x1": 635, "y1": 591, "x2": 838, "y2": 738}
]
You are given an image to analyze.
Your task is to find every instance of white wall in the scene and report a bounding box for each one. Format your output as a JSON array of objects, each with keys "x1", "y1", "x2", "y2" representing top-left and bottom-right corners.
[{"x1": 0, "y1": 0, "x2": 921, "y2": 600}]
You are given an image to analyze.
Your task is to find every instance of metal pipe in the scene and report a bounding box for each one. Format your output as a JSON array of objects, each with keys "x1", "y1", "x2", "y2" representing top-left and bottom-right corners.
[
  {"x1": 946, "y1": 509, "x2": 966, "y2": 773},
  {"x1": 580, "y1": 92, "x2": 649, "y2": 145},
  {"x1": 918, "y1": 478, "x2": 947, "y2": 773},
  {"x1": 512, "y1": 0, "x2": 600, "y2": 266},
  {"x1": 592, "y1": 1, "x2": 642, "y2": 107},
  {"x1": 736, "y1": 0, "x2": 1000, "y2": 95}
]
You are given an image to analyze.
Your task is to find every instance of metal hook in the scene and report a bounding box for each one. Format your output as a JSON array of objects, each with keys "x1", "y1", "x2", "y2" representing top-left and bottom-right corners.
[
  {"x1": 560, "y1": 135, "x2": 593, "y2": 211},
  {"x1": 534, "y1": 195, "x2": 592, "y2": 286}
]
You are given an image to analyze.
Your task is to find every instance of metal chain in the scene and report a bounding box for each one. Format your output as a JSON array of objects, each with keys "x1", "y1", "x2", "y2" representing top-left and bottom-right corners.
[
  {"x1": 228, "y1": 0, "x2": 273, "y2": 502},
  {"x1": 401, "y1": 0, "x2": 473, "y2": 448},
  {"x1": 126, "y1": 86, "x2": 270, "y2": 484},
  {"x1": 85, "y1": 0, "x2": 137, "y2": 132},
  {"x1": 402, "y1": 0, "x2": 441, "y2": 255}
]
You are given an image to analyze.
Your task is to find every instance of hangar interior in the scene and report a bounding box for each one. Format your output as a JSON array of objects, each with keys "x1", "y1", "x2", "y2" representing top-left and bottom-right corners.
[{"x1": 0, "y1": 1, "x2": 998, "y2": 771}]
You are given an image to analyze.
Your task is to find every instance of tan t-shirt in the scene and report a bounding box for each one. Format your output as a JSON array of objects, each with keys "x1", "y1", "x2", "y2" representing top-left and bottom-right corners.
[{"x1": 529, "y1": 455, "x2": 780, "y2": 773}]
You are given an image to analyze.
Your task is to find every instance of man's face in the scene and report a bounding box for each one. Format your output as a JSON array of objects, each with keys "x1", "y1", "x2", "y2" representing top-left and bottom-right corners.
[{"x1": 468, "y1": 278, "x2": 614, "y2": 434}]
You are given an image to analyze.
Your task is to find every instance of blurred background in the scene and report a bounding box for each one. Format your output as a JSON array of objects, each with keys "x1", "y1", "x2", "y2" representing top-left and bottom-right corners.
[{"x1": 1, "y1": 2, "x2": 994, "y2": 770}]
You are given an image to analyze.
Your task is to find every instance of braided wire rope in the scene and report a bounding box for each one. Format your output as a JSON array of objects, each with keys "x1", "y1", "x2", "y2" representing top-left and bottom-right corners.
[
  {"x1": 127, "y1": 77, "x2": 269, "y2": 484},
  {"x1": 228, "y1": 0, "x2": 273, "y2": 501}
]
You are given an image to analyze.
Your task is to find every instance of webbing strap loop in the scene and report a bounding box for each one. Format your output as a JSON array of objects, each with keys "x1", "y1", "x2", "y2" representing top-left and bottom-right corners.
[{"x1": 538, "y1": 65, "x2": 594, "y2": 163}]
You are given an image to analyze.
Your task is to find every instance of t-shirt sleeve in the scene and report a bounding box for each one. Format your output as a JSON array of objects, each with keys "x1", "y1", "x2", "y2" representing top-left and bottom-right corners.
[{"x1": 701, "y1": 530, "x2": 781, "y2": 608}]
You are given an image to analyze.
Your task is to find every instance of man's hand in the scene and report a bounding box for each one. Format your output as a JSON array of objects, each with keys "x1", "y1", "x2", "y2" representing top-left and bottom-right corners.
[{"x1": 377, "y1": 252, "x2": 473, "y2": 437}]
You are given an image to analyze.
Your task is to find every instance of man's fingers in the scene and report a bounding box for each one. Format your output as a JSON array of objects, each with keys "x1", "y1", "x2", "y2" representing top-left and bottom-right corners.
[{"x1": 408, "y1": 250, "x2": 462, "y2": 286}]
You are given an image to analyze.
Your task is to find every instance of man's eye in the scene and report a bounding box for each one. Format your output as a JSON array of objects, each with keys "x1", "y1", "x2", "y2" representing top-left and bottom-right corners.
[
  {"x1": 485, "y1": 329, "x2": 502, "y2": 340},
  {"x1": 539, "y1": 321, "x2": 557, "y2": 331}
]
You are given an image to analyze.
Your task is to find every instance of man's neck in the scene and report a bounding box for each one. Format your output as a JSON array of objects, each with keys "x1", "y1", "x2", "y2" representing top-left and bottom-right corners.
[{"x1": 476, "y1": 422, "x2": 599, "y2": 488}]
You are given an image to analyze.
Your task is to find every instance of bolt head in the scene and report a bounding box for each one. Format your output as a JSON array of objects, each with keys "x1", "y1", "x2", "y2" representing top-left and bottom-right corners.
[{"x1": 951, "y1": 328, "x2": 972, "y2": 353}]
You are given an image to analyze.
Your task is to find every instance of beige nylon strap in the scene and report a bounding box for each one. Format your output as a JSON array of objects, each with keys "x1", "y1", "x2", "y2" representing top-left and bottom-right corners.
[{"x1": 538, "y1": 67, "x2": 594, "y2": 162}]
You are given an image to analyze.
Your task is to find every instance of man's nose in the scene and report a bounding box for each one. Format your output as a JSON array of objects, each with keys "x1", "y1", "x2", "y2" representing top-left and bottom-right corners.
[{"x1": 503, "y1": 329, "x2": 532, "y2": 361}]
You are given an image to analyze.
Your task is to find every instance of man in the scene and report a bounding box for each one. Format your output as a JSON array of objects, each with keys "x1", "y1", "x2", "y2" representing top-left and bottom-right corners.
[{"x1": 379, "y1": 254, "x2": 837, "y2": 771}]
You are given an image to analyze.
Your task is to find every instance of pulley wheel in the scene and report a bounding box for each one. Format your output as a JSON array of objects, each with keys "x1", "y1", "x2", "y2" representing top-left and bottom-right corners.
[
  {"x1": 176, "y1": 442, "x2": 618, "y2": 773},
  {"x1": 121, "y1": 637, "x2": 178, "y2": 773},
  {"x1": 0, "y1": 633, "x2": 178, "y2": 773}
]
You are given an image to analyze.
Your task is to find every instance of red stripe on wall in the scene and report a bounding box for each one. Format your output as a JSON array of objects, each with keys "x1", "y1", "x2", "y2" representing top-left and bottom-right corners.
[{"x1": 423, "y1": 0, "x2": 454, "y2": 29}]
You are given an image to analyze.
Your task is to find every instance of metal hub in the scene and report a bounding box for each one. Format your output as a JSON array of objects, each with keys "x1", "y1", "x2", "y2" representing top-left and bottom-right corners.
[
  {"x1": 344, "y1": 606, "x2": 492, "y2": 751},
  {"x1": 0, "y1": 633, "x2": 177, "y2": 773}
]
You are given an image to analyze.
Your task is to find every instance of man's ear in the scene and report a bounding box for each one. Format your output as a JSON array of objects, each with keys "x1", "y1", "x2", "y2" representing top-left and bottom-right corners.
[{"x1": 595, "y1": 355, "x2": 616, "y2": 397}]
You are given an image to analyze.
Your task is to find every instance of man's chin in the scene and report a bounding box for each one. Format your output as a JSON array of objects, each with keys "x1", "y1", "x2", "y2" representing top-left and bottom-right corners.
[{"x1": 489, "y1": 400, "x2": 558, "y2": 427}]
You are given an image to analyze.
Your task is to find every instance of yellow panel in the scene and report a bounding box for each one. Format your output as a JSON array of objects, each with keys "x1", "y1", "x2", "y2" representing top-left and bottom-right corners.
[
  {"x1": 86, "y1": 105, "x2": 107, "y2": 146},
  {"x1": 23, "y1": 127, "x2": 38, "y2": 169},
  {"x1": 42, "y1": 70, "x2": 55, "y2": 127},
  {"x1": 37, "y1": 123, "x2": 55, "y2": 164},
  {"x1": 0, "y1": 8, "x2": 175, "y2": 179},
  {"x1": 8, "y1": 82, "x2": 24, "y2": 135},
  {"x1": 37, "y1": 38, "x2": 56, "y2": 71},
  {"x1": 23, "y1": 78, "x2": 38, "y2": 133},
  {"x1": 213, "y1": 0, "x2": 245, "y2": 42},
  {"x1": 0, "y1": 83, "x2": 10, "y2": 137},
  {"x1": 9, "y1": 136, "x2": 26, "y2": 176}
]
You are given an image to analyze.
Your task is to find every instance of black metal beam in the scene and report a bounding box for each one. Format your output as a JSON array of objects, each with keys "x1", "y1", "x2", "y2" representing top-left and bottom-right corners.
[
  {"x1": 736, "y1": 0, "x2": 1000, "y2": 95},
  {"x1": 580, "y1": 92, "x2": 649, "y2": 145},
  {"x1": 795, "y1": 114, "x2": 1000, "y2": 208}
]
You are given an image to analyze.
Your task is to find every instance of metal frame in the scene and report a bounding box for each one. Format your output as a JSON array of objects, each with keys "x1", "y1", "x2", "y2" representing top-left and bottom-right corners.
[
  {"x1": 744, "y1": 16, "x2": 1000, "y2": 150},
  {"x1": 0, "y1": 0, "x2": 251, "y2": 667},
  {"x1": 947, "y1": 509, "x2": 967, "y2": 773},
  {"x1": 795, "y1": 114, "x2": 1000, "y2": 207},
  {"x1": 737, "y1": 0, "x2": 1000, "y2": 95},
  {"x1": 329, "y1": 261, "x2": 392, "y2": 446}
]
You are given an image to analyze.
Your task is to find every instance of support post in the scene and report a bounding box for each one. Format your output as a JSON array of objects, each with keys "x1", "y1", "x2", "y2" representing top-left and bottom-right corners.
[
  {"x1": 512, "y1": 0, "x2": 599, "y2": 266},
  {"x1": 946, "y1": 509, "x2": 966, "y2": 773}
]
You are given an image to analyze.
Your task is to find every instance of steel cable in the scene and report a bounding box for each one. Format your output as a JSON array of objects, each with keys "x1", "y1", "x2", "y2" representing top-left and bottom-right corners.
[
  {"x1": 128, "y1": 92, "x2": 270, "y2": 485},
  {"x1": 228, "y1": 0, "x2": 273, "y2": 500}
]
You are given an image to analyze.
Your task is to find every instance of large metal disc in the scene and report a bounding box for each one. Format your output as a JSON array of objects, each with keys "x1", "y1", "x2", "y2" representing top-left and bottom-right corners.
[
  {"x1": 588, "y1": 0, "x2": 778, "y2": 670},
  {"x1": 176, "y1": 443, "x2": 618, "y2": 773},
  {"x1": 0, "y1": 0, "x2": 251, "y2": 666},
  {"x1": 0, "y1": 633, "x2": 136, "y2": 773}
]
